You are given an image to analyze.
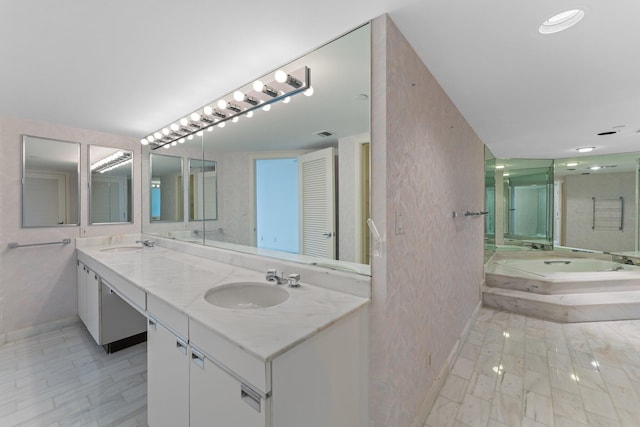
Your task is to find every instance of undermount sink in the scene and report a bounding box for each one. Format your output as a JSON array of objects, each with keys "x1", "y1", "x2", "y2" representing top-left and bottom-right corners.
[
  {"x1": 204, "y1": 282, "x2": 289, "y2": 310},
  {"x1": 100, "y1": 246, "x2": 143, "y2": 253}
]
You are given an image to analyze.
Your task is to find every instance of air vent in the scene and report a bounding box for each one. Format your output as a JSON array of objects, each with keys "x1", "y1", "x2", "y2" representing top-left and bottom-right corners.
[{"x1": 315, "y1": 131, "x2": 334, "y2": 137}]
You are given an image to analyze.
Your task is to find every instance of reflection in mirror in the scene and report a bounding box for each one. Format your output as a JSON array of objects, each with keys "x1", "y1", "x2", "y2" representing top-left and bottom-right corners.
[
  {"x1": 484, "y1": 147, "x2": 496, "y2": 244},
  {"x1": 555, "y1": 152, "x2": 640, "y2": 253},
  {"x1": 150, "y1": 153, "x2": 184, "y2": 222},
  {"x1": 89, "y1": 146, "x2": 133, "y2": 224},
  {"x1": 22, "y1": 135, "x2": 80, "y2": 227},
  {"x1": 189, "y1": 159, "x2": 217, "y2": 221},
  {"x1": 485, "y1": 158, "x2": 554, "y2": 250}
]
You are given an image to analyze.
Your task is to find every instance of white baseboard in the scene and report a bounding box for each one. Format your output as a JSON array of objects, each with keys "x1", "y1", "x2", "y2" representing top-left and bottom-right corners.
[
  {"x1": 410, "y1": 301, "x2": 482, "y2": 427},
  {"x1": 0, "y1": 316, "x2": 80, "y2": 346}
]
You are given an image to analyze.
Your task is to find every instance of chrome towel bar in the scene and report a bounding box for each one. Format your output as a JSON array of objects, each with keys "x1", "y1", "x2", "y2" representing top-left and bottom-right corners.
[{"x1": 8, "y1": 238, "x2": 71, "y2": 249}]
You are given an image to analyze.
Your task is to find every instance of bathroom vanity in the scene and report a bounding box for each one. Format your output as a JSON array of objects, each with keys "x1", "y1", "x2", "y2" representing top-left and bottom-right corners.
[{"x1": 76, "y1": 235, "x2": 369, "y2": 427}]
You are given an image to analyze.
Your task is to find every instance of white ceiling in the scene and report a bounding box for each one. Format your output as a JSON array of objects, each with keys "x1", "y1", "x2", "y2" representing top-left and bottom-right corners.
[{"x1": 2, "y1": 0, "x2": 639, "y2": 160}]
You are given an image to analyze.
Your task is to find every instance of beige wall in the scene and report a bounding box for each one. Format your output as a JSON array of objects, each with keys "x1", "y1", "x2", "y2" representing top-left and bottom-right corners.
[
  {"x1": 0, "y1": 116, "x2": 141, "y2": 341},
  {"x1": 370, "y1": 16, "x2": 485, "y2": 426}
]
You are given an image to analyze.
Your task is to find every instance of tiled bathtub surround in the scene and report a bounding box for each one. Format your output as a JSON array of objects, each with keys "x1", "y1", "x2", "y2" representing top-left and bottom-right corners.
[{"x1": 426, "y1": 307, "x2": 640, "y2": 427}]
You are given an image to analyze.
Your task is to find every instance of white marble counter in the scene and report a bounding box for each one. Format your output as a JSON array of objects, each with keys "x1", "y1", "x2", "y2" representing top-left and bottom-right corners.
[{"x1": 76, "y1": 237, "x2": 369, "y2": 362}]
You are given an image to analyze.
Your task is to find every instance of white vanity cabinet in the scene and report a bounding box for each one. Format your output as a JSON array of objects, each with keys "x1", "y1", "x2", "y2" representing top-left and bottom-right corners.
[
  {"x1": 147, "y1": 317, "x2": 189, "y2": 427},
  {"x1": 76, "y1": 260, "x2": 100, "y2": 343},
  {"x1": 190, "y1": 348, "x2": 268, "y2": 427},
  {"x1": 76, "y1": 259, "x2": 146, "y2": 348}
]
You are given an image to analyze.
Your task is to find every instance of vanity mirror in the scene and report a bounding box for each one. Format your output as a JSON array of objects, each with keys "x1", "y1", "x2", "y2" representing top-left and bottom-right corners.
[
  {"x1": 150, "y1": 153, "x2": 184, "y2": 222},
  {"x1": 89, "y1": 146, "x2": 133, "y2": 224},
  {"x1": 144, "y1": 23, "x2": 371, "y2": 273},
  {"x1": 22, "y1": 135, "x2": 80, "y2": 227}
]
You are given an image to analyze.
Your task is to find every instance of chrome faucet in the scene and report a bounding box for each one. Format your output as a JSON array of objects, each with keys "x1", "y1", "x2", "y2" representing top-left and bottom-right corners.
[
  {"x1": 136, "y1": 239, "x2": 155, "y2": 247},
  {"x1": 287, "y1": 274, "x2": 301, "y2": 288},
  {"x1": 266, "y1": 269, "x2": 286, "y2": 285}
]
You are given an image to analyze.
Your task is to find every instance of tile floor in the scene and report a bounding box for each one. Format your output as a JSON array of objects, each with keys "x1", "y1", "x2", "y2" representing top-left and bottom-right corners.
[
  {"x1": 2, "y1": 308, "x2": 640, "y2": 427},
  {"x1": 0, "y1": 323, "x2": 147, "y2": 426},
  {"x1": 425, "y1": 307, "x2": 640, "y2": 427}
]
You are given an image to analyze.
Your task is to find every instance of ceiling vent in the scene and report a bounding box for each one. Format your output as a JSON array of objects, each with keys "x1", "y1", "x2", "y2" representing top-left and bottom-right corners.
[{"x1": 315, "y1": 130, "x2": 334, "y2": 137}]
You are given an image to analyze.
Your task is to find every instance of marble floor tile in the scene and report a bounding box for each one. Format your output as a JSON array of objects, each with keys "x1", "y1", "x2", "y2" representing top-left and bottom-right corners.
[
  {"x1": 0, "y1": 323, "x2": 146, "y2": 426},
  {"x1": 426, "y1": 307, "x2": 640, "y2": 427}
]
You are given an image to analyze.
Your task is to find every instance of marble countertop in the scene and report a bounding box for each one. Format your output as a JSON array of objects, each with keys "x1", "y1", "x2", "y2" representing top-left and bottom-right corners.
[{"x1": 76, "y1": 242, "x2": 369, "y2": 362}]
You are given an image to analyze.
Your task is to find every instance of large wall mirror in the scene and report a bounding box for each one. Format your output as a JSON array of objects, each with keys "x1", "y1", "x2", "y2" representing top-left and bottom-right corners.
[
  {"x1": 89, "y1": 146, "x2": 133, "y2": 224},
  {"x1": 143, "y1": 23, "x2": 371, "y2": 273},
  {"x1": 22, "y1": 135, "x2": 80, "y2": 227},
  {"x1": 150, "y1": 153, "x2": 184, "y2": 222},
  {"x1": 485, "y1": 150, "x2": 640, "y2": 255}
]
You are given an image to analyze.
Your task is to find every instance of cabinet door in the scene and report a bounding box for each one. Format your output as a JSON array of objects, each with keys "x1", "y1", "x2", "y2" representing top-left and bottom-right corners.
[
  {"x1": 76, "y1": 261, "x2": 87, "y2": 325},
  {"x1": 147, "y1": 318, "x2": 189, "y2": 427},
  {"x1": 85, "y1": 268, "x2": 101, "y2": 344},
  {"x1": 190, "y1": 348, "x2": 267, "y2": 427}
]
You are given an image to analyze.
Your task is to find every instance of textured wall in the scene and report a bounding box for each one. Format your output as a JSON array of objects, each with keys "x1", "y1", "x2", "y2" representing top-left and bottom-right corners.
[
  {"x1": 0, "y1": 116, "x2": 140, "y2": 340},
  {"x1": 369, "y1": 16, "x2": 485, "y2": 427},
  {"x1": 563, "y1": 172, "x2": 636, "y2": 251}
]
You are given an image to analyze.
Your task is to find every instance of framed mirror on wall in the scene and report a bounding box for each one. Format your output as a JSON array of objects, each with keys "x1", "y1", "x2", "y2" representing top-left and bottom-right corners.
[
  {"x1": 188, "y1": 159, "x2": 217, "y2": 221},
  {"x1": 22, "y1": 135, "x2": 80, "y2": 227},
  {"x1": 150, "y1": 153, "x2": 184, "y2": 222},
  {"x1": 89, "y1": 146, "x2": 133, "y2": 224}
]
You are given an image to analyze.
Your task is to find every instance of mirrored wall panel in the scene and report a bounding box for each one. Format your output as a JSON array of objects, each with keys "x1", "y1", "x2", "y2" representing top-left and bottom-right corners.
[
  {"x1": 22, "y1": 135, "x2": 80, "y2": 227},
  {"x1": 189, "y1": 159, "x2": 217, "y2": 221},
  {"x1": 150, "y1": 153, "x2": 184, "y2": 222},
  {"x1": 89, "y1": 146, "x2": 133, "y2": 224}
]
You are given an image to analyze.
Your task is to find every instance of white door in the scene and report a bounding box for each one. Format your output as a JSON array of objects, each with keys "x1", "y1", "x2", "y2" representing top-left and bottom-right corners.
[
  {"x1": 298, "y1": 147, "x2": 336, "y2": 259},
  {"x1": 24, "y1": 172, "x2": 66, "y2": 225}
]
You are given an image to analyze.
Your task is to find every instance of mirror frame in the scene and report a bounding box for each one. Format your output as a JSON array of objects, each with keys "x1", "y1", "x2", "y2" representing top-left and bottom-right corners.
[
  {"x1": 22, "y1": 134, "x2": 81, "y2": 228},
  {"x1": 89, "y1": 145, "x2": 134, "y2": 225},
  {"x1": 149, "y1": 152, "x2": 185, "y2": 223},
  {"x1": 188, "y1": 158, "x2": 218, "y2": 222}
]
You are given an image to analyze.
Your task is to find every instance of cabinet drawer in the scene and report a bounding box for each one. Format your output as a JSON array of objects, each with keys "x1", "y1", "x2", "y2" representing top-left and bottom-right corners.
[
  {"x1": 190, "y1": 319, "x2": 270, "y2": 394},
  {"x1": 148, "y1": 294, "x2": 189, "y2": 339}
]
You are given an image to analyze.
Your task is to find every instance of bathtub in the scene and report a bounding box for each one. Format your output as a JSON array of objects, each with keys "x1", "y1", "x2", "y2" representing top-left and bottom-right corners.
[{"x1": 485, "y1": 256, "x2": 640, "y2": 294}]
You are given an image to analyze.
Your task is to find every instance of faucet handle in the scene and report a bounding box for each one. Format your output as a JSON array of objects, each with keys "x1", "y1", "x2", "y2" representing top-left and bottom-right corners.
[
  {"x1": 266, "y1": 268, "x2": 278, "y2": 282},
  {"x1": 287, "y1": 273, "x2": 301, "y2": 288}
]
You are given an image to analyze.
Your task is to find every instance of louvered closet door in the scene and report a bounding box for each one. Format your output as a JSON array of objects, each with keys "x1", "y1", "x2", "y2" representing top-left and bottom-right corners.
[{"x1": 298, "y1": 147, "x2": 336, "y2": 259}]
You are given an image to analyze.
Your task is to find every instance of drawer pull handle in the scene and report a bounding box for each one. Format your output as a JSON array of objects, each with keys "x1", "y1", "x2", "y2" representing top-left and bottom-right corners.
[
  {"x1": 191, "y1": 349, "x2": 205, "y2": 368},
  {"x1": 240, "y1": 384, "x2": 261, "y2": 413},
  {"x1": 176, "y1": 338, "x2": 187, "y2": 355},
  {"x1": 148, "y1": 318, "x2": 157, "y2": 330}
]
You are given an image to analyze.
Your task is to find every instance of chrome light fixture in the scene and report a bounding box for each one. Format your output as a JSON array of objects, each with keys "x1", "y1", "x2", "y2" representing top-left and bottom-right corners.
[
  {"x1": 143, "y1": 66, "x2": 311, "y2": 149},
  {"x1": 91, "y1": 151, "x2": 133, "y2": 173}
]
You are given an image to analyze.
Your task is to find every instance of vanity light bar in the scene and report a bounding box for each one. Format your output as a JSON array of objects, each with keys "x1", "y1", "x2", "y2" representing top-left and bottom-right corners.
[
  {"x1": 143, "y1": 66, "x2": 311, "y2": 150},
  {"x1": 91, "y1": 151, "x2": 132, "y2": 173}
]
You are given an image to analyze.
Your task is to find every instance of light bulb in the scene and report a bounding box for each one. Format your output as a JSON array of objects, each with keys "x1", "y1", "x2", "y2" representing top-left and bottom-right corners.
[
  {"x1": 207, "y1": 126, "x2": 213, "y2": 132},
  {"x1": 180, "y1": 118, "x2": 189, "y2": 126},
  {"x1": 147, "y1": 135, "x2": 155, "y2": 143},
  {"x1": 154, "y1": 132, "x2": 162, "y2": 139},
  {"x1": 116, "y1": 151, "x2": 124, "y2": 157},
  {"x1": 232, "y1": 117, "x2": 239, "y2": 123},
  {"x1": 304, "y1": 86, "x2": 314, "y2": 97},
  {"x1": 190, "y1": 112, "x2": 201, "y2": 121},
  {"x1": 253, "y1": 80, "x2": 264, "y2": 92},
  {"x1": 262, "y1": 104, "x2": 271, "y2": 112},
  {"x1": 162, "y1": 128, "x2": 170, "y2": 135},
  {"x1": 233, "y1": 91, "x2": 244, "y2": 102},
  {"x1": 275, "y1": 69, "x2": 288, "y2": 83},
  {"x1": 141, "y1": 138, "x2": 149, "y2": 145},
  {"x1": 179, "y1": 138, "x2": 186, "y2": 143},
  {"x1": 163, "y1": 144, "x2": 170, "y2": 149},
  {"x1": 283, "y1": 96, "x2": 291, "y2": 104},
  {"x1": 171, "y1": 141, "x2": 177, "y2": 146},
  {"x1": 218, "y1": 122, "x2": 226, "y2": 128},
  {"x1": 170, "y1": 123, "x2": 179, "y2": 131},
  {"x1": 187, "y1": 135, "x2": 194, "y2": 140},
  {"x1": 217, "y1": 99, "x2": 227, "y2": 109},
  {"x1": 246, "y1": 111, "x2": 254, "y2": 118},
  {"x1": 196, "y1": 130, "x2": 203, "y2": 137},
  {"x1": 203, "y1": 106, "x2": 213, "y2": 115}
]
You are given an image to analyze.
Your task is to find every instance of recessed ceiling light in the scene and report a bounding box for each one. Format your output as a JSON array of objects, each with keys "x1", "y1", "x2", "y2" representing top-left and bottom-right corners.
[
  {"x1": 539, "y1": 9, "x2": 585, "y2": 34},
  {"x1": 577, "y1": 147, "x2": 595, "y2": 153},
  {"x1": 503, "y1": 173, "x2": 510, "y2": 177},
  {"x1": 495, "y1": 165, "x2": 505, "y2": 169},
  {"x1": 588, "y1": 166, "x2": 601, "y2": 170},
  {"x1": 566, "y1": 162, "x2": 578, "y2": 167}
]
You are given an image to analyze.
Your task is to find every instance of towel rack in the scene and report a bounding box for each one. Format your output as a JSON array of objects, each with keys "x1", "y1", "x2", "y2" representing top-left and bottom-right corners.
[{"x1": 8, "y1": 238, "x2": 72, "y2": 249}]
